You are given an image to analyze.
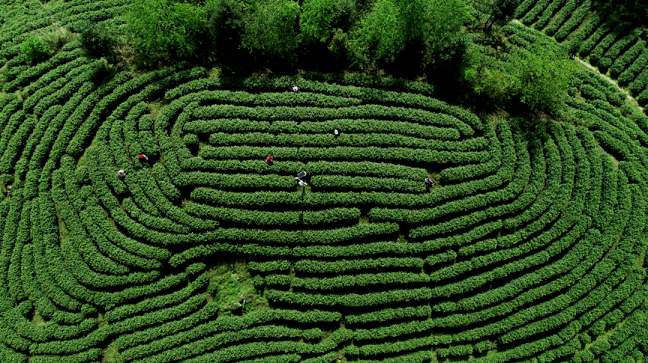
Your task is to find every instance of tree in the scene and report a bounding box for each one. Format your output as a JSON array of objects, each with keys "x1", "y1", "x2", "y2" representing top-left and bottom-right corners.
[
  {"x1": 592, "y1": 0, "x2": 648, "y2": 24},
  {"x1": 490, "y1": 0, "x2": 520, "y2": 27},
  {"x1": 241, "y1": 0, "x2": 301, "y2": 61},
  {"x1": 206, "y1": 0, "x2": 246, "y2": 69},
  {"x1": 78, "y1": 21, "x2": 117, "y2": 63},
  {"x1": 20, "y1": 37, "x2": 52, "y2": 64},
  {"x1": 300, "y1": 0, "x2": 338, "y2": 43},
  {"x1": 299, "y1": 0, "x2": 355, "y2": 44},
  {"x1": 471, "y1": 40, "x2": 578, "y2": 114},
  {"x1": 331, "y1": 0, "x2": 356, "y2": 31},
  {"x1": 471, "y1": 0, "x2": 520, "y2": 31},
  {"x1": 471, "y1": 53, "x2": 519, "y2": 106},
  {"x1": 125, "y1": 0, "x2": 207, "y2": 62},
  {"x1": 508, "y1": 41, "x2": 578, "y2": 113},
  {"x1": 351, "y1": 0, "x2": 473, "y2": 64}
]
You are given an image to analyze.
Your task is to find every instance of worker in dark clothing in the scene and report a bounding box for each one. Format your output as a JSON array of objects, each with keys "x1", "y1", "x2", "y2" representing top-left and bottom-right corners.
[
  {"x1": 266, "y1": 156, "x2": 274, "y2": 164},
  {"x1": 118, "y1": 170, "x2": 126, "y2": 178},
  {"x1": 425, "y1": 178, "x2": 434, "y2": 187},
  {"x1": 138, "y1": 154, "x2": 148, "y2": 161}
]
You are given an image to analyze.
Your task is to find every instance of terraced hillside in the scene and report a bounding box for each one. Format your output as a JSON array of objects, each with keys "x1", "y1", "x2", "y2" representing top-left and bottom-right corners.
[
  {"x1": 0, "y1": 1, "x2": 647, "y2": 363},
  {"x1": 511, "y1": 0, "x2": 648, "y2": 107}
]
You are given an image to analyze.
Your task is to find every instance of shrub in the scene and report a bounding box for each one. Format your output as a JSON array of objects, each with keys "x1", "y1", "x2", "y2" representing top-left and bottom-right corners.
[
  {"x1": 41, "y1": 25, "x2": 77, "y2": 52},
  {"x1": 241, "y1": 0, "x2": 301, "y2": 61},
  {"x1": 554, "y1": 0, "x2": 591, "y2": 41},
  {"x1": 20, "y1": 37, "x2": 52, "y2": 64},
  {"x1": 78, "y1": 21, "x2": 116, "y2": 63},
  {"x1": 125, "y1": 0, "x2": 207, "y2": 63}
]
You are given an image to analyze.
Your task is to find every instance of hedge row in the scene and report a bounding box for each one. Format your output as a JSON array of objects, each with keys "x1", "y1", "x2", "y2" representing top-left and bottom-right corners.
[
  {"x1": 598, "y1": 28, "x2": 643, "y2": 70},
  {"x1": 542, "y1": 0, "x2": 577, "y2": 36},
  {"x1": 266, "y1": 287, "x2": 432, "y2": 307},
  {"x1": 294, "y1": 257, "x2": 423, "y2": 273},
  {"x1": 610, "y1": 40, "x2": 647, "y2": 78},
  {"x1": 554, "y1": 0, "x2": 591, "y2": 41},
  {"x1": 354, "y1": 319, "x2": 434, "y2": 340},
  {"x1": 178, "y1": 329, "x2": 353, "y2": 363},
  {"x1": 520, "y1": 0, "x2": 552, "y2": 25},
  {"x1": 185, "y1": 118, "x2": 486, "y2": 151},
  {"x1": 618, "y1": 48, "x2": 648, "y2": 85},
  {"x1": 588, "y1": 24, "x2": 628, "y2": 66},
  {"x1": 208, "y1": 131, "x2": 469, "y2": 152},
  {"x1": 578, "y1": 20, "x2": 615, "y2": 56},
  {"x1": 291, "y1": 272, "x2": 429, "y2": 290},
  {"x1": 198, "y1": 145, "x2": 489, "y2": 165},
  {"x1": 345, "y1": 305, "x2": 431, "y2": 324},
  {"x1": 311, "y1": 175, "x2": 425, "y2": 193},
  {"x1": 193, "y1": 104, "x2": 466, "y2": 140}
]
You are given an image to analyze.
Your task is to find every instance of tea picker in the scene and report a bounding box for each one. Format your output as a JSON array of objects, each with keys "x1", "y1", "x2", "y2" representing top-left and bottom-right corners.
[
  {"x1": 296, "y1": 171, "x2": 308, "y2": 186},
  {"x1": 118, "y1": 170, "x2": 126, "y2": 178},
  {"x1": 425, "y1": 178, "x2": 434, "y2": 187}
]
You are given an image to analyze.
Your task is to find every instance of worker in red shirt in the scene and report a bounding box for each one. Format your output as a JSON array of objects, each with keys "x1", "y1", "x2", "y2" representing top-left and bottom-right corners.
[
  {"x1": 266, "y1": 156, "x2": 274, "y2": 164},
  {"x1": 138, "y1": 154, "x2": 148, "y2": 161}
]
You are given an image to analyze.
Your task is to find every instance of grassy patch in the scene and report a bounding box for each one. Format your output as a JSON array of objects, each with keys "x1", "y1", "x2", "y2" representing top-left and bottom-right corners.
[
  {"x1": 40, "y1": 24, "x2": 78, "y2": 53},
  {"x1": 206, "y1": 260, "x2": 267, "y2": 316},
  {"x1": 208, "y1": 67, "x2": 221, "y2": 78},
  {"x1": 296, "y1": 184, "x2": 311, "y2": 193},
  {"x1": 149, "y1": 98, "x2": 167, "y2": 120},
  {"x1": 55, "y1": 207, "x2": 70, "y2": 241},
  {"x1": 31, "y1": 310, "x2": 46, "y2": 327},
  {"x1": 77, "y1": 152, "x2": 88, "y2": 167},
  {"x1": 97, "y1": 313, "x2": 108, "y2": 328},
  {"x1": 101, "y1": 341, "x2": 122, "y2": 363}
]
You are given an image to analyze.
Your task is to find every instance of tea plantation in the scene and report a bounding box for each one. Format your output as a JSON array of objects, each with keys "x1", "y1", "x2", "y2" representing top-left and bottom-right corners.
[
  {"x1": 0, "y1": 0, "x2": 647, "y2": 363},
  {"x1": 513, "y1": 0, "x2": 648, "y2": 107}
]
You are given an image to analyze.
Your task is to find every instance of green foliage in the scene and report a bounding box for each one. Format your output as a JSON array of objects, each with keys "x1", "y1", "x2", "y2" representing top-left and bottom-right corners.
[
  {"x1": 471, "y1": 0, "x2": 520, "y2": 30},
  {"x1": 554, "y1": 0, "x2": 591, "y2": 41},
  {"x1": 205, "y1": 0, "x2": 245, "y2": 68},
  {"x1": 351, "y1": 0, "x2": 473, "y2": 63},
  {"x1": 510, "y1": 43, "x2": 578, "y2": 112},
  {"x1": 78, "y1": 21, "x2": 116, "y2": 63},
  {"x1": 125, "y1": 0, "x2": 207, "y2": 62},
  {"x1": 472, "y1": 40, "x2": 578, "y2": 113},
  {"x1": 2, "y1": 7, "x2": 648, "y2": 358},
  {"x1": 543, "y1": 0, "x2": 578, "y2": 36},
  {"x1": 20, "y1": 37, "x2": 53, "y2": 64},
  {"x1": 328, "y1": 28, "x2": 351, "y2": 59},
  {"x1": 241, "y1": 0, "x2": 301, "y2": 59},
  {"x1": 207, "y1": 263, "x2": 262, "y2": 313},
  {"x1": 300, "y1": 0, "x2": 338, "y2": 43}
]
